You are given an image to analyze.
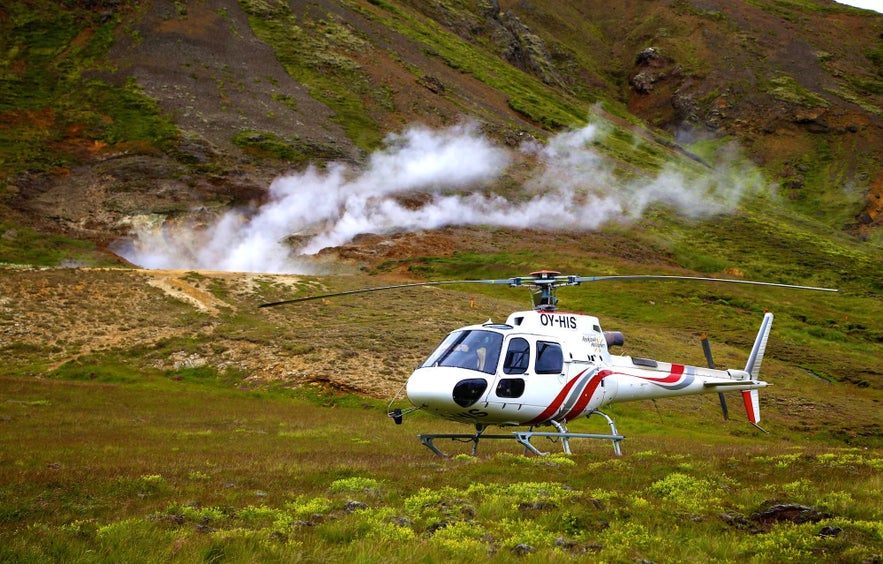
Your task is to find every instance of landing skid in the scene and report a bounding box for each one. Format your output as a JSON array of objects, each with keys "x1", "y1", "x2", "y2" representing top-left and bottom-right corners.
[{"x1": 418, "y1": 410, "x2": 624, "y2": 457}]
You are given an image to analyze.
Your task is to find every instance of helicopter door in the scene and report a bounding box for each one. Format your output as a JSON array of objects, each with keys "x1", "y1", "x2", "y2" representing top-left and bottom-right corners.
[
  {"x1": 494, "y1": 337, "x2": 529, "y2": 399},
  {"x1": 513, "y1": 340, "x2": 564, "y2": 409}
]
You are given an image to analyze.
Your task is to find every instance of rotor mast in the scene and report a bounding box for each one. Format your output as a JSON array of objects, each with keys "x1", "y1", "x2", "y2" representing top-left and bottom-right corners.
[{"x1": 514, "y1": 270, "x2": 571, "y2": 311}]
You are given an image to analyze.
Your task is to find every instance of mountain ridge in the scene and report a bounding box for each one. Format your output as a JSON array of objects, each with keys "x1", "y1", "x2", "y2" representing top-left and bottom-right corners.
[{"x1": 1, "y1": 0, "x2": 882, "y2": 263}]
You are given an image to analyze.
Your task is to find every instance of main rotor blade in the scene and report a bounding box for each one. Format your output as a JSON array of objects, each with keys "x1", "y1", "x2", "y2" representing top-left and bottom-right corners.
[
  {"x1": 575, "y1": 275, "x2": 838, "y2": 293},
  {"x1": 258, "y1": 278, "x2": 516, "y2": 308},
  {"x1": 259, "y1": 272, "x2": 838, "y2": 308}
]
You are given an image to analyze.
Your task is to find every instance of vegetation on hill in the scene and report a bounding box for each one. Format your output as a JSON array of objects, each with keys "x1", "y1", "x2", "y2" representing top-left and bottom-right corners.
[{"x1": 2, "y1": 0, "x2": 882, "y2": 247}]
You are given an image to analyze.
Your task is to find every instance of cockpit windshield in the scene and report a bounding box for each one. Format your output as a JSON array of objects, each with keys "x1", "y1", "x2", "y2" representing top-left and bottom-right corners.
[{"x1": 421, "y1": 330, "x2": 504, "y2": 375}]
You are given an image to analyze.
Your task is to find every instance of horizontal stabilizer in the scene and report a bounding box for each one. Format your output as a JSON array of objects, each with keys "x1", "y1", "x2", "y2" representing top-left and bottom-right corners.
[{"x1": 703, "y1": 380, "x2": 760, "y2": 387}]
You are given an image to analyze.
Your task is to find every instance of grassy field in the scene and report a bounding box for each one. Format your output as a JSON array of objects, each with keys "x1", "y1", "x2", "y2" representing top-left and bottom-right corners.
[
  {"x1": 0, "y1": 255, "x2": 881, "y2": 562},
  {"x1": 0, "y1": 373, "x2": 880, "y2": 562}
]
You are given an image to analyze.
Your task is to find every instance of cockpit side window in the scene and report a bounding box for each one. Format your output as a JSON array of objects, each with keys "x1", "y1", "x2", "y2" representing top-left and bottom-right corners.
[
  {"x1": 421, "y1": 330, "x2": 503, "y2": 375},
  {"x1": 503, "y1": 337, "x2": 530, "y2": 374},
  {"x1": 535, "y1": 341, "x2": 563, "y2": 374}
]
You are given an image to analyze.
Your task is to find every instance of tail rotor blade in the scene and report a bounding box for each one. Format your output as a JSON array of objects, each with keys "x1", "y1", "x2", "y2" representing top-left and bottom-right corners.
[
  {"x1": 701, "y1": 332, "x2": 729, "y2": 421},
  {"x1": 717, "y1": 393, "x2": 729, "y2": 421},
  {"x1": 700, "y1": 332, "x2": 716, "y2": 369}
]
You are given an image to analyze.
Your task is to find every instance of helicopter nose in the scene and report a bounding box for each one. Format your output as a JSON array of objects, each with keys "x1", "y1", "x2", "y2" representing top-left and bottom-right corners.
[
  {"x1": 406, "y1": 368, "x2": 488, "y2": 409},
  {"x1": 406, "y1": 368, "x2": 447, "y2": 407}
]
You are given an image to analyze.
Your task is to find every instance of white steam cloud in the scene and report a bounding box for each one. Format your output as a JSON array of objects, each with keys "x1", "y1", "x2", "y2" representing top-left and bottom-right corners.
[{"x1": 117, "y1": 121, "x2": 763, "y2": 273}]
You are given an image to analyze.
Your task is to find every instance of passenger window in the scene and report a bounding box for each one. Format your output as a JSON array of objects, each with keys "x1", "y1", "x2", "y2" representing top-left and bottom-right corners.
[
  {"x1": 536, "y1": 341, "x2": 563, "y2": 374},
  {"x1": 495, "y1": 378, "x2": 525, "y2": 398},
  {"x1": 503, "y1": 338, "x2": 530, "y2": 374}
]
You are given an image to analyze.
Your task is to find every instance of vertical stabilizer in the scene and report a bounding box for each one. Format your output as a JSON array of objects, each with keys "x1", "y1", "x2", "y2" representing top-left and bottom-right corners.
[
  {"x1": 744, "y1": 312, "x2": 773, "y2": 379},
  {"x1": 742, "y1": 312, "x2": 773, "y2": 429},
  {"x1": 742, "y1": 389, "x2": 761, "y2": 424}
]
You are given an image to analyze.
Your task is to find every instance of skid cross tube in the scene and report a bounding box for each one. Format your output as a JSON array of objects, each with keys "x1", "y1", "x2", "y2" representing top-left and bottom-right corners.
[{"x1": 417, "y1": 411, "x2": 624, "y2": 457}]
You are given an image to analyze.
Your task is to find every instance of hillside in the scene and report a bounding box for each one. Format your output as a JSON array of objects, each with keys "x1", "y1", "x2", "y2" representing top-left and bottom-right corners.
[
  {"x1": 0, "y1": 0, "x2": 883, "y2": 341},
  {"x1": 1, "y1": 3, "x2": 883, "y2": 560},
  {"x1": 0, "y1": 0, "x2": 881, "y2": 391},
  {"x1": 2, "y1": 0, "x2": 883, "y2": 254}
]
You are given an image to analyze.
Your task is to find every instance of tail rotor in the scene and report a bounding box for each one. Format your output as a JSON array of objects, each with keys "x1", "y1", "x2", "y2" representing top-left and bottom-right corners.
[{"x1": 701, "y1": 332, "x2": 729, "y2": 420}]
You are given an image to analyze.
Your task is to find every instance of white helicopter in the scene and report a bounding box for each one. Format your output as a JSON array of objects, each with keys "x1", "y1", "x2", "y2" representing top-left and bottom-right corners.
[{"x1": 260, "y1": 271, "x2": 837, "y2": 456}]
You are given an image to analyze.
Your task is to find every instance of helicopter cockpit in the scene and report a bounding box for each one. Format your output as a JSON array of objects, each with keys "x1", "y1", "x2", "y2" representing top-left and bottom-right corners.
[{"x1": 421, "y1": 329, "x2": 503, "y2": 374}]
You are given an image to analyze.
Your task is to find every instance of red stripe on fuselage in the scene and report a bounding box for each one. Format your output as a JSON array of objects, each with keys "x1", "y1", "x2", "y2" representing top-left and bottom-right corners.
[
  {"x1": 647, "y1": 363, "x2": 684, "y2": 383},
  {"x1": 525, "y1": 371, "x2": 585, "y2": 425},
  {"x1": 562, "y1": 370, "x2": 612, "y2": 422}
]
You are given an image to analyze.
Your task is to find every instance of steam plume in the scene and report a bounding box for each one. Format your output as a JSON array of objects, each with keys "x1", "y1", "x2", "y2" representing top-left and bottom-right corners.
[{"x1": 117, "y1": 122, "x2": 763, "y2": 273}]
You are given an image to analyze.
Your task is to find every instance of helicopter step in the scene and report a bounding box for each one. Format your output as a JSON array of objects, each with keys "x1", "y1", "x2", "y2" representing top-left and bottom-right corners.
[{"x1": 418, "y1": 410, "x2": 625, "y2": 457}]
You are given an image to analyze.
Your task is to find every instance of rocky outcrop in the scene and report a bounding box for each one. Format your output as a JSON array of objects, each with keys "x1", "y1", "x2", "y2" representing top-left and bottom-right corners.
[
  {"x1": 489, "y1": 8, "x2": 563, "y2": 87},
  {"x1": 629, "y1": 47, "x2": 681, "y2": 94}
]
